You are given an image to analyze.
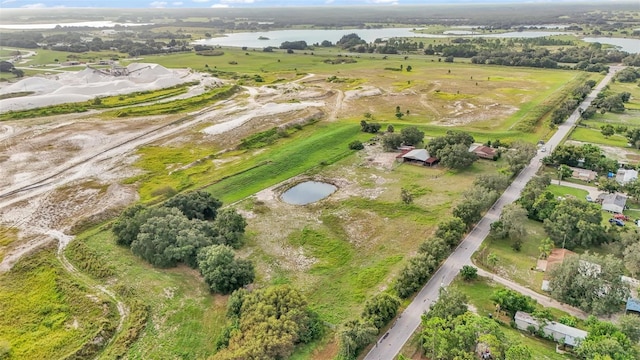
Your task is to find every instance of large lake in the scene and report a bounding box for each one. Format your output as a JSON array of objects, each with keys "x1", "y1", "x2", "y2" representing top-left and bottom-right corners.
[{"x1": 194, "y1": 28, "x2": 639, "y2": 54}]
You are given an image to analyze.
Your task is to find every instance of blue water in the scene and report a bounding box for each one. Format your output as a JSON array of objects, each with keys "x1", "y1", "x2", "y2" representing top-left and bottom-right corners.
[{"x1": 281, "y1": 181, "x2": 337, "y2": 205}]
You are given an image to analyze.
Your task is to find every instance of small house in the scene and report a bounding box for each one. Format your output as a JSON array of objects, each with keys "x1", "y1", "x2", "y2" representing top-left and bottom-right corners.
[
  {"x1": 399, "y1": 149, "x2": 438, "y2": 166},
  {"x1": 570, "y1": 167, "x2": 597, "y2": 182},
  {"x1": 469, "y1": 144, "x2": 498, "y2": 160},
  {"x1": 514, "y1": 311, "x2": 587, "y2": 348},
  {"x1": 616, "y1": 169, "x2": 638, "y2": 185},
  {"x1": 601, "y1": 193, "x2": 627, "y2": 214}
]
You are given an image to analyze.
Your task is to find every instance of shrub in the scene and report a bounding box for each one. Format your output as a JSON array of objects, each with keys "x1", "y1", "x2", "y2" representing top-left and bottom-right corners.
[{"x1": 349, "y1": 140, "x2": 364, "y2": 150}]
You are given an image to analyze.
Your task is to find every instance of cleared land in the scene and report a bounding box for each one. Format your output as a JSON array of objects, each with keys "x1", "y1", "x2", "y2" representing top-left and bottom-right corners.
[{"x1": 0, "y1": 45, "x2": 602, "y2": 358}]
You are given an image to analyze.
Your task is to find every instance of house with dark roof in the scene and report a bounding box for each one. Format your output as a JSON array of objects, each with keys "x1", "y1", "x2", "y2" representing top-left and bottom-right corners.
[
  {"x1": 469, "y1": 144, "x2": 498, "y2": 160},
  {"x1": 601, "y1": 193, "x2": 627, "y2": 214},
  {"x1": 514, "y1": 311, "x2": 587, "y2": 348}
]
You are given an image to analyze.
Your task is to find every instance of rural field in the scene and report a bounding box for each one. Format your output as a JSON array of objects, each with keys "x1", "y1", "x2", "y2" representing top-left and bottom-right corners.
[{"x1": 0, "y1": 4, "x2": 639, "y2": 360}]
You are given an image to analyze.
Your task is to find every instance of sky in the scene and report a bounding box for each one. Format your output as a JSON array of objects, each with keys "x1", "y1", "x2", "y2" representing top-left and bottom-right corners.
[{"x1": 0, "y1": 0, "x2": 617, "y2": 9}]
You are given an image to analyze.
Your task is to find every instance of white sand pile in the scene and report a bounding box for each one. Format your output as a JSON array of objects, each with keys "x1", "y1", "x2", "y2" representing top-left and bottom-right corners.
[
  {"x1": 202, "y1": 101, "x2": 324, "y2": 136},
  {"x1": 344, "y1": 86, "x2": 382, "y2": 100},
  {"x1": 0, "y1": 63, "x2": 199, "y2": 113}
]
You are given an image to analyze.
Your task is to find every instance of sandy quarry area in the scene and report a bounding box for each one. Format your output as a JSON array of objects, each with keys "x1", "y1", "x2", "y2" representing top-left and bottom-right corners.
[
  {"x1": 0, "y1": 67, "x2": 348, "y2": 271},
  {"x1": 0, "y1": 63, "x2": 519, "y2": 271}
]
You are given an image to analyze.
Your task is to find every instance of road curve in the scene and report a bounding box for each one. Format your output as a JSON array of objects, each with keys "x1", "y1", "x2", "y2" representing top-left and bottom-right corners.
[{"x1": 364, "y1": 66, "x2": 623, "y2": 360}]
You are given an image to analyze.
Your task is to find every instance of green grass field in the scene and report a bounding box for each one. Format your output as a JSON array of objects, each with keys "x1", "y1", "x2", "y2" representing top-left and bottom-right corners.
[
  {"x1": 475, "y1": 219, "x2": 548, "y2": 290},
  {"x1": 70, "y1": 228, "x2": 227, "y2": 359},
  {"x1": 547, "y1": 184, "x2": 589, "y2": 200},
  {"x1": 0, "y1": 248, "x2": 118, "y2": 359}
]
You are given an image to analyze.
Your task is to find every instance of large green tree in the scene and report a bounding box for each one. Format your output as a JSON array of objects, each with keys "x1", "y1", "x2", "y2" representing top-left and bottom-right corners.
[
  {"x1": 490, "y1": 288, "x2": 536, "y2": 317},
  {"x1": 435, "y1": 217, "x2": 467, "y2": 247},
  {"x1": 338, "y1": 319, "x2": 378, "y2": 360},
  {"x1": 426, "y1": 130, "x2": 474, "y2": 157},
  {"x1": 164, "y1": 190, "x2": 222, "y2": 220},
  {"x1": 131, "y1": 208, "x2": 213, "y2": 268},
  {"x1": 212, "y1": 208, "x2": 247, "y2": 249},
  {"x1": 197, "y1": 245, "x2": 255, "y2": 294},
  {"x1": 400, "y1": 126, "x2": 425, "y2": 146},
  {"x1": 543, "y1": 198, "x2": 605, "y2": 249},
  {"x1": 491, "y1": 203, "x2": 528, "y2": 240},
  {"x1": 218, "y1": 285, "x2": 321, "y2": 359},
  {"x1": 423, "y1": 287, "x2": 468, "y2": 321},
  {"x1": 361, "y1": 292, "x2": 401, "y2": 329},
  {"x1": 548, "y1": 253, "x2": 630, "y2": 315},
  {"x1": 437, "y1": 143, "x2": 477, "y2": 169},
  {"x1": 504, "y1": 141, "x2": 537, "y2": 174},
  {"x1": 420, "y1": 312, "x2": 507, "y2": 360},
  {"x1": 575, "y1": 320, "x2": 638, "y2": 360}
]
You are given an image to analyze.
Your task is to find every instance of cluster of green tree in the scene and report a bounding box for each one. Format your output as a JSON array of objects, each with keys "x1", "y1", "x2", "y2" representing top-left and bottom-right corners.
[
  {"x1": 0, "y1": 31, "x2": 43, "y2": 48},
  {"x1": 378, "y1": 38, "x2": 424, "y2": 52},
  {"x1": 215, "y1": 286, "x2": 323, "y2": 359},
  {"x1": 112, "y1": 191, "x2": 253, "y2": 294},
  {"x1": 382, "y1": 126, "x2": 425, "y2": 150},
  {"x1": 279, "y1": 40, "x2": 308, "y2": 50},
  {"x1": 338, "y1": 292, "x2": 401, "y2": 359},
  {"x1": 586, "y1": 91, "x2": 631, "y2": 115},
  {"x1": 394, "y1": 235, "x2": 452, "y2": 299},
  {"x1": 425, "y1": 130, "x2": 476, "y2": 169},
  {"x1": 491, "y1": 288, "x2": 536, "y2": 317},
  {"x1": 606, "y1": 229, "x2": 640, "y2": 278},
  {"x1": 0, "y1": 61, "x2": 24, "y2": 78},
  {"x1": 454, "y1": 174, "x2": 509, "y2": 227},
  {"x1": 574, "y1": 316, "x2": 640, "y2": 360},
  {"x1": 490, "y1": 203, "x2": 528, "y2": 251},
  {"x1": 615, "y1": 67, "x2": 640, "y2": 83},
  {"x1": 135, "y1": 30, "x2": 192, "y2": 40},
  {"x1": 360, "y1": 120, "x2": 381, "y2": 134},
  {"x1": 549, "y1": 252, "x2": 630, "y2": 315},
  {"x1": 518, "y1": 175, "x2": 609, "y2": 249},
  {"x1": 420, "y1": 288, "x2": 534, "y2": 360},
  {"x1": 503, "y1": 141, "x2": 538, "y2": 175},
  {"x1": 623, "y1": 55, "x2": 640, "y2": 67},
  {"x1": 543, "y1": 143, "x2": 618, "y2": 173},
  {"x1": 549, "y1": 79, "x2": 596, "y2": 125}
]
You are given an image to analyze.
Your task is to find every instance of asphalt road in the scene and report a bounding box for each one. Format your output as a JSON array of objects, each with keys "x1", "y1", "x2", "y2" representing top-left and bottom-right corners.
[{"x1": 363, "y1": 65, "x2": 623, "y2": 360}]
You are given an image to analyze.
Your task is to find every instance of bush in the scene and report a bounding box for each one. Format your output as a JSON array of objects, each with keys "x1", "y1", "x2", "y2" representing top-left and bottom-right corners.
[
  {"x1": 349, "y1": 140, "x2": 364, "y2": 150},
  {"x1": 460, "y1": 265, "x2": 478, "y2": 281}
]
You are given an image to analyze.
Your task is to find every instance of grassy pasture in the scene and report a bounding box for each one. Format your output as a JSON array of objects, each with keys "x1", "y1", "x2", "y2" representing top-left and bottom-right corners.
[
  {"x1": 475, "y1": 219, "x2": 547, "y2": 290},
  {"x1": 70, "y1": 227, "x2": 226, "y2": 359},
  {"x1": 0, "y1": 248, "x2": 117, "y2": 360}
]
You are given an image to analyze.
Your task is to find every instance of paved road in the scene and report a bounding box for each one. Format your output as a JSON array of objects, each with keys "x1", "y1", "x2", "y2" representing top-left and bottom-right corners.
[{"x1": 364, "y1": 66, "x2": 623, "y2": 360}]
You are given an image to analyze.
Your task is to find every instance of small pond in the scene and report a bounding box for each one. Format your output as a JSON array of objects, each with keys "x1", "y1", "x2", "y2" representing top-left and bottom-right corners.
[{"x1": 281, "y1": 181, "x2": 337, "y2": 205}]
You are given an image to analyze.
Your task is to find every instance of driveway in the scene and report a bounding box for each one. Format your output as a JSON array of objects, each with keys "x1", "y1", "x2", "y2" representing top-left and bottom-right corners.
[{"x1": 363, "y1": 65, "x2": 623, "y2": 360}]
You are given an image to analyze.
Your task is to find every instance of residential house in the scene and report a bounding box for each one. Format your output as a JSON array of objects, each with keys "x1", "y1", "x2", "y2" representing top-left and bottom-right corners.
[
  {"x1": 616, "y1": 169, "x2": 638, "y2": 185},
  {"x1": 539, "y1": 249, "x2": 577, "y2": 291},
  {"x1": 469, "y1": 144, "x2": 498, "y2": 160},
  {"x1": 514, "y1": 311, "x2": 587, "y2": 348},
  {"x1": 570, "y1": 167, "x2": 597, "y2": 182},
  {"x1": 601, "y1": 193, "x2": 627, "y2": 213}
]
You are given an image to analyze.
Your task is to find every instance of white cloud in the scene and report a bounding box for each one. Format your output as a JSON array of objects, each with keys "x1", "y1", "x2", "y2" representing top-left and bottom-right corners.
[
  {"x1": 210, "y1": 3, "x2": 229, "y2": 7},
  {"x1": 220, "y1": 0, "x2": 254, "y2": 3},
  {"x1": 172, "y1": 1, "x2": 184, "y2": 5},
  {"x1": 193, "y1": 0, "x2": 210, "y2": 2},
  {"x1": 325, "y1": 0, "x2": 334, "y2": 3},
  {"x1": 21, "y1": 3, "x2": 46, "y2": 8},
  {"x1": 370, "y1": 0, "x2": 399, "y2": 3},
  {"x1": 150, "y1": 1, "x2": 167, "y2": 7},
  {"x1": 1, "y1": 0, "x2": 17, "y2": 4}
]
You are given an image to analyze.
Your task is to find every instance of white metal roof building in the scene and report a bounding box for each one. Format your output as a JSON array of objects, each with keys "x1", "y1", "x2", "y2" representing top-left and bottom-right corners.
[{"x1": 514, "y1": 311, "x2": 588, "y2": 347}]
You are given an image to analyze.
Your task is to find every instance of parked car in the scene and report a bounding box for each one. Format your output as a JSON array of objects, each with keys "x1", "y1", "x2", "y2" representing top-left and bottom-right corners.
[
  {"x1": 586, "y1": 195, "x2": 593, "y2": 202},
  {"x1": 609, "y1": 218, "x2": 625, "y2": 226}
]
